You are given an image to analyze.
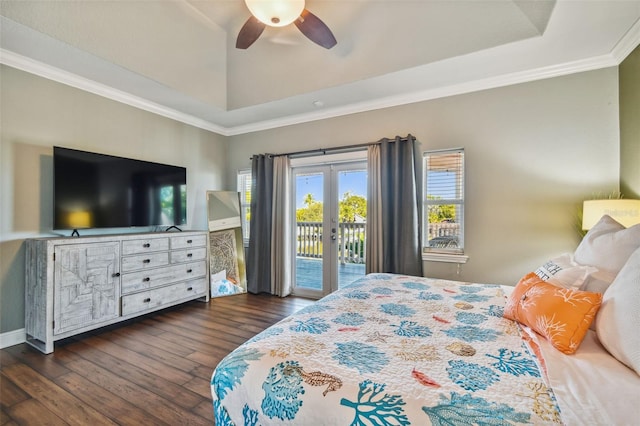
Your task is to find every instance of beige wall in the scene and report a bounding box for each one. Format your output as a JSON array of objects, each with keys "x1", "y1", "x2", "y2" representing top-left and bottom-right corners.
[
  {"x1": 0, "y1": 65, "x2": 228, "y2": 333},
  {"x1": 620, "y1": 44, "x2": 640, "y2": 199},
  {"x1": 227, "y1": 68, "x2": 621, "y2": 286},
  {"x1": 0, "y1": 64, "x2": 625, "y2": 337}
]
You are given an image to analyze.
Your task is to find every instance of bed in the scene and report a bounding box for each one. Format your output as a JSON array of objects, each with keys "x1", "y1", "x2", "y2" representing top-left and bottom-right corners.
[{"x1": 211, "y1": 215, "x2": 640, "y2": 425}]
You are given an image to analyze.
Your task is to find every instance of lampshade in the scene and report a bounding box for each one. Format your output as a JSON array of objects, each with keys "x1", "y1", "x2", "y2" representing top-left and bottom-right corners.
[
  {"x1": 582, "y1": 199, "x2": 640, "y2": 230},
  {"x1": 245, "y1": 0, "x2": 305, "y2": 27}
]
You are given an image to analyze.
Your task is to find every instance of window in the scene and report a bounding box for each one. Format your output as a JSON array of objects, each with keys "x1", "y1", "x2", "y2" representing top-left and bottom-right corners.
[
  {"x1": 423, "y1": 149, "x2": 466, "y2": 260},
  {"x1": 237, "y1": 170, "x2": 252, "y2": 244}
]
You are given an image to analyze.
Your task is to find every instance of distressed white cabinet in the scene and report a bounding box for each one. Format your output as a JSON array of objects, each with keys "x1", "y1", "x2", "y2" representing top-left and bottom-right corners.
[
  {"x1": 25, "y1": 231, "x2": 209, "y2": 353},
  {"x1": 53, "y1": 242, "x2": 121, "y2": 335}
]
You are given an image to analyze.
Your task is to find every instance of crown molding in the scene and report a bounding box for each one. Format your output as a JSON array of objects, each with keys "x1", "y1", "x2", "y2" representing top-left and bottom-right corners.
[
  {"x1": 0, "y1": 49, "x2": 231, "y2": 136},
  {"x1": 227, "y1": 53, "x2": 620, "y2": 136},
  {"x1": 611, "y1": 17, "x2": 640, "y2": 64},
  {"x1": 2, "y1": 31, "x2": 637, "y2": 138}
]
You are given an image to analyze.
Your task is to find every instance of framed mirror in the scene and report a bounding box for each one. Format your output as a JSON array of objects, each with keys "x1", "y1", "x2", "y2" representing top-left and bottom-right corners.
[{"x1": 206, "y1": 191, "x2": 247, "y2": 297}]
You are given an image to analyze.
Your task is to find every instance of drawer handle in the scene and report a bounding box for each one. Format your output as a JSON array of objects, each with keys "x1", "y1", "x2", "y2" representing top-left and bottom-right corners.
[
  {"x1": 187, "y1": 269, "x2": 193, "y2": 273},
  {"x1": 112, "y1": 272, "x2": 121, "y2": 278},
  {"x1": 187, "y1": 287, "x2": 193, "y2": 291},
  {"x1": 187, "y1": 253, "x2": 193, "y2": 257},
  {"x1": 143, "y1": 259, "x2": 151, "y2": 264},
  {"x1": 143, "y1": 277, "x2": 150, "y2": 282},
  {"x1": 143, "y1": 298, "x2": 151, "y2": 303},
  {"x1": 143, "y1": 243, "x2": 151, "y2": 248},
  {"x1": 187, "y1": 239, "x2": 193, "y2": 244}
]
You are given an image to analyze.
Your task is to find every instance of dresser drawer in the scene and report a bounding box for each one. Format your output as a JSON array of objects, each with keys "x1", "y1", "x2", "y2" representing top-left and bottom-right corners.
[
  {"x1": 122, "y1": 237, "x2": 169, "y2": 255},
  {"x1": 121, "y1": 261, "x2": 207, "y2": 294},
  {"x1": 171, "y1": 234, "x2": 207, "y2": 250},
  {"x1": 121, "y1": 278, "x2": 207, "y2": 316},
  {"x1": 170, "y1": 247, "x2": 207, "y2": 264},
  {"x1": 121, "y1": 252, "x2": 169, "y2": 273}
]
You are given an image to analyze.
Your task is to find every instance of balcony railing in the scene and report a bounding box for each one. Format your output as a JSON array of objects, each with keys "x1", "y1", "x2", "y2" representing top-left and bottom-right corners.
[
  {"x1": 296, "y1": 221, "x2": 460, "y2": 260},
  {"x1": 427, "y1": 222, "x2": 460, "y2": 248},
  {"x1": 296, "y1": 221, "x2": 366, "y2": 264}
]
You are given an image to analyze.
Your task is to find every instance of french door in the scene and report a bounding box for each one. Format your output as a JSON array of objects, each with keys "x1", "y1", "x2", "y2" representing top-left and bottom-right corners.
[{"x1": 292, "y1": 161, "x2": 367, "y2": 298}]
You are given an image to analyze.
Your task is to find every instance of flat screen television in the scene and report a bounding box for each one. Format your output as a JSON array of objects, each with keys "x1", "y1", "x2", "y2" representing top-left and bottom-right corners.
[{"x1": 53, "y1": 146, "x2": 187, "y2": 230}]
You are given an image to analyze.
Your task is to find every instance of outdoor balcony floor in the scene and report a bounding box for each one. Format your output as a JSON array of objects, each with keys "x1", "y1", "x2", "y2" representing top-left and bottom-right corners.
[{"x1": 295, "y1": 257, "x2": 366, "y2": 291}]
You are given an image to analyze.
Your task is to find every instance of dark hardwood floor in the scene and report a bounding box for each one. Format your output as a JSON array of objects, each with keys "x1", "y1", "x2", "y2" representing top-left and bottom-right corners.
[{"x1": 0, "y1": 293, "x2": 314, "y2": 425}]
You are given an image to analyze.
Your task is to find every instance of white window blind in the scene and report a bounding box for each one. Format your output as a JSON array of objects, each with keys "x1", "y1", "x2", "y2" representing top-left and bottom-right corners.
[
  {"x1": 423, "y1": 149, "x2": 464, "y2": 254},
  {"x1": 237, "y1": 170, "x2": 252, "y2": 244}
]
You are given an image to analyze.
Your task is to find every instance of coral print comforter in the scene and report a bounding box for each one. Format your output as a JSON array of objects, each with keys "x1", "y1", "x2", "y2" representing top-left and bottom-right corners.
[{"x1": 211, "y1": 273, "x2": 562, "y2": 425}]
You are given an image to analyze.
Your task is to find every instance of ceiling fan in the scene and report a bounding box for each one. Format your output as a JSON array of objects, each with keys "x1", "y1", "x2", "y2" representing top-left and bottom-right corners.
[{"x1": 236, "y1": 0, "x2": 337, "y2": 50}]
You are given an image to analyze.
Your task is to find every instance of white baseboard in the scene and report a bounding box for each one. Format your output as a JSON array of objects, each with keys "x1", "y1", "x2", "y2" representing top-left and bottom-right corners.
[{"x1": 0, "y1": 328, "x2": 26, "y2": 349}]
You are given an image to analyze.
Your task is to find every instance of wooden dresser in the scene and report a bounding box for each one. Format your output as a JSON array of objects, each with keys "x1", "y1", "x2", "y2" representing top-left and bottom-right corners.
[{"x1": 25, "y1": 231, "x2": 209, "y2": 353}]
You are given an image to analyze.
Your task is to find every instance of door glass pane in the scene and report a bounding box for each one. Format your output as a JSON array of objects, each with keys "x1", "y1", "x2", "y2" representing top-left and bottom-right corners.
[
  {"x1": 295, "y1": 172, "x2": 324, "y2": 290},
  {"x1": 337, "y1": 168, "x2": 367, "y2": 288}
]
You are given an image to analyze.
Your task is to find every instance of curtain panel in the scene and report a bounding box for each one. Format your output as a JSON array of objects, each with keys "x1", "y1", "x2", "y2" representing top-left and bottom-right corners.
[
  {"x1": 366, "y1": 135, "x2": 423, "y2": 276},
  {"x1": 366, "y1": 144, "x2": 383, "y2": 273},
  {"x1": 247, "y1": 155, "x2": 274, "y2": 294},
  {"x1": 270, "y1": 156, "x2": 292, "y2": 297},
  {"x1": 247, "y1": 154, "x2": 293, "y2": 296}
]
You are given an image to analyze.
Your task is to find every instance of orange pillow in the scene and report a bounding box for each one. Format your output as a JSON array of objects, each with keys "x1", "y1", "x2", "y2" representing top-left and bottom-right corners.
[{"x1": 504, "y1": 272, "x2": 602, "y2": 354}]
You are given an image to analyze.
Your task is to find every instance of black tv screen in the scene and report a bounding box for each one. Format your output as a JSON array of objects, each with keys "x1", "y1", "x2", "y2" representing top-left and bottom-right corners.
[{"x1": 53, "y1": 147, "x2": 187, "y2": 230}]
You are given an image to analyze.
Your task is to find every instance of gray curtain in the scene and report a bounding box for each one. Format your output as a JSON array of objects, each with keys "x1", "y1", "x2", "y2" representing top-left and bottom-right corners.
[
  {"x1": 366, "y1": 135, "x2": 423, "y2": 276},
  {"x1": 247, "y1": 154, "x2": 274, "y2": 293}
]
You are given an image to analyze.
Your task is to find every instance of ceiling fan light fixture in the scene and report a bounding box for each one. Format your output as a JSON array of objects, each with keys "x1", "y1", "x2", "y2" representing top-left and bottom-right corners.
[{"x1": 245, "y1": 0, "x2": 305, "y2": 27}]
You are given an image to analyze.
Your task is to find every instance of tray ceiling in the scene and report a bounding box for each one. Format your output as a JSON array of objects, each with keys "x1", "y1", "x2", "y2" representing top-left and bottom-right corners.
[{"x1": 1, "y1": 0, "x2": 640, "y2": 135}]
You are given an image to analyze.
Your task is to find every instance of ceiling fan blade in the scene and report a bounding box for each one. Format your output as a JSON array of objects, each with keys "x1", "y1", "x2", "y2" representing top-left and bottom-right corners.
[
  {"x1": 294, "y1": 9, "x2": 337, "y2": 49},
  {"x1": 236, "y1": 16, "x2": 266, "y2": 49}
]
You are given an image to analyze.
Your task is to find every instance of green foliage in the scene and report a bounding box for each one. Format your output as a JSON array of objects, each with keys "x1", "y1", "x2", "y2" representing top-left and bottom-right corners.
[
  {"x1": 339, "y1": 191, "x2": 367, "y2": 222},
  {"x1": 427, "y1": 195, "x2": 456, "y2": 223},
  {"x1": 296, "y1": 193, "x2": 324, "y2": 222},
  {"x1": 345, "y1": 237, "x2": 365, "y2": 258},
  {"x1": 296, "y1": 192, "x2": 367, "y2": 223}
]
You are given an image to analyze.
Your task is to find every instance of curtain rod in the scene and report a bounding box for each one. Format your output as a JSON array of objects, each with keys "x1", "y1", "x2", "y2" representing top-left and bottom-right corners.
[{"x1": 250, "y1": 136, "x2": 412, "y2": 160}]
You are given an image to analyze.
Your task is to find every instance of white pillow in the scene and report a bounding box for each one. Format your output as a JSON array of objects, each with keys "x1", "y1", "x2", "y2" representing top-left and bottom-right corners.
[
  {"x1": 534, "y1": 253, "x2": 597, "y2": 289},
  {"x1": 579, "y1": 270, "x2": 618, "y2": 293},
  {"x1": 574, "y1": 215, "x2": 640, "y2": 276},
  {"x1": 596, "y1": 246, "x2": 640, "y2": 375}
]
